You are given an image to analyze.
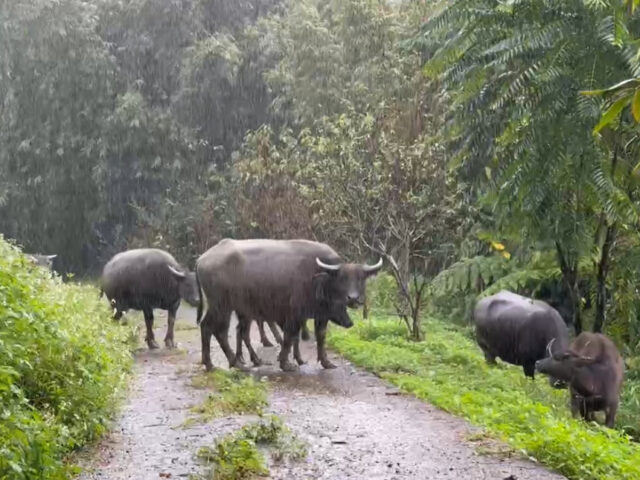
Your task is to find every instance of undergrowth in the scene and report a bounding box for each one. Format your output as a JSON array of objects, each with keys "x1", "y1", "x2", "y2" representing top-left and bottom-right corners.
[
  {"x1": 327, "y1": 315, "x2": 640, "y2": 480},
  {"x1": 189, "y1": 370, "x2": 268, "y2": 423},
  {"x1": 197, "y1": 416, "x2": 307, "y2": 480},
  {"x1": 0, "y1": 237, "x2": 135, "y2": 479}
]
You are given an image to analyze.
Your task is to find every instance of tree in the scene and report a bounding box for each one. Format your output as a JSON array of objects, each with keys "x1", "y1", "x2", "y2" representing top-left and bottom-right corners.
[{"x1": 421, "y1": 0, "x2": 638, "y2": 333}]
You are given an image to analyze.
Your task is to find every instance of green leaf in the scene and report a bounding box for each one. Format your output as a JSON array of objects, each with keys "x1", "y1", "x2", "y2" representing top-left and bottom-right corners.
[
  {"x1": 581, "y1": 78, "x2": 640, "y2": 97},
  {"x1": 633, "y1": 89, "x2": 640, "y2": 122},
  {"x1": 593, "y1": 96, "x2": 632, "y2": 134}
]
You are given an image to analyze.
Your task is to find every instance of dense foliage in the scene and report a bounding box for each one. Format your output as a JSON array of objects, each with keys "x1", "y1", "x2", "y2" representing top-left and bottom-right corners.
[
  {"x1": 0, "y1": 236, "x2": 133, "y2": 479},
  {"x1": 327, "y1": 315, "x2": 640, "y2": 480}
]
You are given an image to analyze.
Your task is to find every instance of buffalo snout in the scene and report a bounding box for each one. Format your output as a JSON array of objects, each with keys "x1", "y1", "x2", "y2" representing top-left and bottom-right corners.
[{"x1": 342, "y1": 317, "x2": 354, "y2": 328}]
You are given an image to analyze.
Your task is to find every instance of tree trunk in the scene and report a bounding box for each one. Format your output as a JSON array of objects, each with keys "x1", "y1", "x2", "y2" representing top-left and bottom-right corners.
[
  {"x1": 556, "y1": 242, "x2": 582, "y2": 334},
  {"x1": 412, "y1": 313, "x2": 422, "y2": 341},
  {"x1": 594, "y1": 224, "x2": 616, "y2": 333}
]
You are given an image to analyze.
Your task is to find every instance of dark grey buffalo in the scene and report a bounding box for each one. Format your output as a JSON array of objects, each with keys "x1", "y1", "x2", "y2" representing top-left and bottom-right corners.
[
  {"x1": 195, "y1": 238, "x2": 382, "y2": 372},
  {"x1": 26, "y1": 253, "x2": 57, "y2": 271},
  {"x1": 536, "y1": 332, "x2": 624, "y2": 427},
  {"x1": 100, "y1": 248, "x2": 199, "y2": 349},
  {"x1": 473, "y1": 290, "x2": 569, "y2": 379}
]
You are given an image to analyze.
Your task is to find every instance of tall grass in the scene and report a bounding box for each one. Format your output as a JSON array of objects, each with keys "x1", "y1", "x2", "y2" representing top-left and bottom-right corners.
[
  {"x1": 328, "y1": 315, "x2": 640, "y2": 480},
  {"x1": 0, "y1": 237, "x2": 134, "y2": 479}
]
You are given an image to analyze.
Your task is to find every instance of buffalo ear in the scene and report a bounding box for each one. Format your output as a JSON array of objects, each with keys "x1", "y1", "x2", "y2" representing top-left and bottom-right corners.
[{"x1": 312, "y1": 272, "x2": 330, "y2": 303}]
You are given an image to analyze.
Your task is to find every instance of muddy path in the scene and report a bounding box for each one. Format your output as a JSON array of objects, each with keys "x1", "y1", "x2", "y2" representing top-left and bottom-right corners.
[{"x1": 78, "y1": 306, "x2": 566, "y2": 480}]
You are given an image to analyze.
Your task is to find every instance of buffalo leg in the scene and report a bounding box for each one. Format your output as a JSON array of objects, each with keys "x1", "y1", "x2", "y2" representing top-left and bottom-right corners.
[
  {"x1": 301, "y1": 320, "x2": 311, "y2": 341},
  {"x1": 315, "y1": 318, "x2": 336, "y2": 369},
  {"x1": 482, "y1": 350, "x2": 496, "y2": 365},
  {"x1": 238, "y1": 316, "x2": 262, "y2": 366},
  {"x1": 235, "y1": 321, "x2": 246, "y2": 366},
  {"x1": 522, "y1": 362, "x2": 535, "y2": 379},
  {"x1": 605, "y1": 401, "x2": 618, "y2": 428},
  {"x1": 211, "y1": 313, "x2": 236, "y2": 368},
  {"x1": 570, "y1": 395, "x2": 580, "y2": 418},
  {"x1": 143, "y1": 308, "x2": 159, "y2": 349},
  {"x1": 278, "y1": 330, "x2": 298, "y2": 372},
  {"x1": 201, "y1": 315, "x2": 214, "y2": 371},
  {"x1": 293, "y1": 333, "x2": 305, "y2": 365},
  {"x1": 268, "y1": 320, "x2": 283, "y2": 345},
  {"x1": 165, "y1": 306, "x2": 178, "y2": 348},
  {"x1": 257, "y1": 319, "x2": 274, "y2": 347},
  {"x1": 113, "y1": 309, "x2": 123, "y2": 322}
]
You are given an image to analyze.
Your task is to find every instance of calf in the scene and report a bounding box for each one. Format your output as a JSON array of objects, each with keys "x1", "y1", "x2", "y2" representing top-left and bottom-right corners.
[{"x1": 535, "y1": 332, "x2": 624, "y2": 427}]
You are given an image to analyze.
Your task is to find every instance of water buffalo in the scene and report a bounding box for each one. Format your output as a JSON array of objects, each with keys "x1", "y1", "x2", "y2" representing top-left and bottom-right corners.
[
  {"x1": 100, "y1": 248, "x2": 199, "y2": 349},
  {"x1": 473, "y1": 290, "x2": 569, "y2": 379},
  {"x1": 195, "y1": 238, "x2": 382, "y2": 372},
  {"x1": 535, "y1": 332, "x2": 624, "y2": 427},
  {"x1": 26, "y1": 253, "x2": 57, "y2": 271}
]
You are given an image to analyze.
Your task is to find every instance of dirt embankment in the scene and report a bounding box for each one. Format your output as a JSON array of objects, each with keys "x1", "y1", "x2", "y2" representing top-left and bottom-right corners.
[{"x1": 77, "y1": 306, "x2": 566, "y2": 480}]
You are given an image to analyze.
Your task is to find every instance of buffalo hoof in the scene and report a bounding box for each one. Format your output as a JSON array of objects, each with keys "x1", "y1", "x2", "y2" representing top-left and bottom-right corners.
[
  {"x1": 251, "y1": 357, "x2": 263, "y2": 367},
  {"x1": 203, "y1": 362, "x2": 214, "y2": 372},
  {"x1": 261, "y1": 339, "x2": 274, "y2": 347},
  {"x1": 232, "y1": 362, "x2": 251, "y2": 372},
  {"x1": 280, "y1": 361, "x2": 299, "y2": 372},
  {"x1": 165, "y1": 339, "x2": 176, "y2": 349},
  {"x1": 147, "y1": 339, "x2": 160, "y2": 349},
  {"x1": 320, "y1": 358, "x2": 337, "y2": 369},
  {"x1": 295, "y1": 356, "x2": 306, "y2": 366}
]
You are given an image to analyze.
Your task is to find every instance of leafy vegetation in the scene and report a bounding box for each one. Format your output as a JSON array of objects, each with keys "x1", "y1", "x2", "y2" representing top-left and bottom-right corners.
[
  {"x1": 196, "y1": 416, "x2": 307, "y2": 480},
  {"x1": 189, "y1": 370, "x2": 268, "y2": 423},
  {"x1": 0, "y1": 236, "x2": 134, "y2": 479},
  {"x1": 327, "y1": 315, "x2": 640, "y2": 480}
]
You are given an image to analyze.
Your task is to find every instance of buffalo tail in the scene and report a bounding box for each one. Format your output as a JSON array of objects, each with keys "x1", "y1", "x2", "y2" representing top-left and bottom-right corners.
[{"x1": 195, "y1": 267, "x2": 203, "y2": 325}]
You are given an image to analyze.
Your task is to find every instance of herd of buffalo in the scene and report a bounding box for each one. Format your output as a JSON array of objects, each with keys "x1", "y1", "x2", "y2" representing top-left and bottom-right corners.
[{"x1": 28, "y1": 239, "x2": 625, "y2": 428}]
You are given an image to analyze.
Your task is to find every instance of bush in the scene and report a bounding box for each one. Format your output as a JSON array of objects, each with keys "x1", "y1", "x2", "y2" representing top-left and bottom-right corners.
[
  {"x1": 366, "y1": 272, "x2": 398, "y2": 313},
  {"x1": 0, "y1": 237, "x2": 134, "y2": 479},
  {"x1": 328, "y1": 315, "x2": 640, "y2": 480}
]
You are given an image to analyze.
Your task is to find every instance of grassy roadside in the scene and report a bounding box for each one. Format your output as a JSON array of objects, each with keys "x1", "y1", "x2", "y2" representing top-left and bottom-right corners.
[
  {"x1": 327, "y1": 315, "x2": 640, "y2": 480},
  {"x1": 0, "y1": 237, "x2": 135, "y2": 479}
]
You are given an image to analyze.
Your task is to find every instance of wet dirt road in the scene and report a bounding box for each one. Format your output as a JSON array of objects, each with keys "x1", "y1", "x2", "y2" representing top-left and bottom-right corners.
[{"x1": 78, "y1": 306, "x2": 566, "y2": 480}]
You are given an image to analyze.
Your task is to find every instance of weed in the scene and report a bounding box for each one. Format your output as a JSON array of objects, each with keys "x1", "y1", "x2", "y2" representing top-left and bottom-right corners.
[
  {"x1": 0, "y1": 237, "x2": 134, "y2": 479},
  {"x1": 197, "y1": 416, "x2": 307, "y2": 480},
  {"x1": 189, "y1": 370, "x2": 268, "y2": 422},
  {"x1": 327, "y1": 314, "x2": 640, "y2": 480}
]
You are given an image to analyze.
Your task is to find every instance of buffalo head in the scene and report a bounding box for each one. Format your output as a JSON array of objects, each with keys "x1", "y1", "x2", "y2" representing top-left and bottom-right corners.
[
  {"x1": 167, "y1": 266, "x2": 200, "y2": 307},
  {"x1": 313, "y1": 257, "x2": 383, "y2": 327},
  {"x1": 27, "y1": 254, "x2": 57, "y2": 270},
  {"x1": 535, "y1": 339, "x2": 595, "y2": 389}
]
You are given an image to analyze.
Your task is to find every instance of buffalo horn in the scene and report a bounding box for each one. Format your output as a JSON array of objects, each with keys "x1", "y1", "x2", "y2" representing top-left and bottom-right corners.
[
  {"x1": 546, "y1": 338, "x2": 555, "y2": 357},
  {"x1": 316, "y1": 258, "x2": 341, "y2": 271},
  {"x1": 363, "y1": 257, "x2": 383, "y2": 273},
  {"x1": 167, "y1": 265, "x2": 186, "y2": 279}
]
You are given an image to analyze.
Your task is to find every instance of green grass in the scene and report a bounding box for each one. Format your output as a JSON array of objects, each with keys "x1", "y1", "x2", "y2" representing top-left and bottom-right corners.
[
  {"x1": 189, "y1": 370, "x2": 268, "y2": 423},
  {"x1": 327, "y1": 315, "x2": 640, "y2": 480},
  {"x1": 196, "y1": 416, "x2": 307, "y2": 480},
  {"x1": 0, "y1": 237, "x2": 135, "y2": 479}
]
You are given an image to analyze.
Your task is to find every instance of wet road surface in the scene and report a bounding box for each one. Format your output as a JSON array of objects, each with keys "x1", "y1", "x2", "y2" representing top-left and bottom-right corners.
[{"x1": 77, "y1": 306, "x2": 566, "y2": 480}]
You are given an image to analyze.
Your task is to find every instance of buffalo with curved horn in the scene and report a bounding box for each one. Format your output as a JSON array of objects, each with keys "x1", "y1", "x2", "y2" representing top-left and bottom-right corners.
[{"x1": 195, "y1": 239, "x2": 383, "y2": 372}]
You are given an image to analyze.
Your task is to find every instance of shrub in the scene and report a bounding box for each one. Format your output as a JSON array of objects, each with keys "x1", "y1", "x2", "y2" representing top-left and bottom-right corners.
[{"x1": 0, "y1": 237, "x2": 134, "y2": 479}]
